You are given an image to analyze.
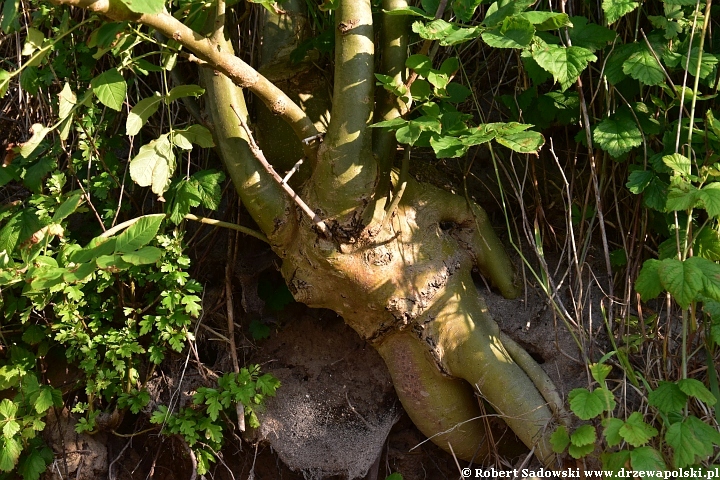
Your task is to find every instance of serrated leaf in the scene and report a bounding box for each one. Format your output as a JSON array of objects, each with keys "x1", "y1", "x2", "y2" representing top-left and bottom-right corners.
[
  {"x1": 495, "y1": 130, "x2": 544, "y2": 153},
  {"x1": 90, "y1": 69, "x2": 126, "y2": 111},
  {"x1": 481, "y1": 15, "x2": 535, "y2": 49},
  {"x1": 17, "y1": 448, "x2": 49, "y2": 480},
  {"x1": 630, "y1": 446, "x2": 666, "y2": 471},
  {"x1": 570, "y1": 424, "x2": 596, "y2": 446},
  {"x1": 677, "y1": 378, "x2": 717, "y2": 405},
  {"x1": 662, "y1": 153, "x2": 691, "y2": 177},
  {"x1": 165, "y1": 84, "x2": 204, "y2": 103},
  {"x1": 666, "y1": 178, "x2": 699, "y2": 211},
  {"x1": 627, "y1": 169, "x2": 654, "y2": 194},
  {"x1": 589, "y1": 363, "x2": 612, "y2": 384},
  {"x1": 114, "y1": 214, "x2": 165, "y2": 253},
  {"x1": 33, "y1": 386, "x2": 59, "y2": 413},
  {"x1": 430, "y1": 135, "x2": 466, "y2": 158},
  {"x1": 550, "y1": 425, "x2": 570, "y2": 452},
  {"x1": 682, "y1": 48, "x2": 719, "y2": 80},
  {"x1": 0, "y1": 437, "x2": 21, "y2": 471},
  {"x1": 21, "y1": 27, "x2": 44, "y2": 56},
  {"x1": 602, "y1": 0, "x2": 639, "y2": 25},
  {"x1": 619, "y1": 412, "x2": 658, "y2": 447},
  {"x1": 623, "y1": 47, "x2": 665, "y2": 86},
  {"x1": 532, "y1": 42, "x2": 596, "y2": 91},
  {"x1": 483, "y1": 0, "x2": 534, "y2": 27},
  {"x1": 256, "y1": 373, "x2": 280, "y2": 396},
  {"x1": 666, "y1": 420, "x2": 708, "y2": 468},
  {"x1": 569, "y1": 388, "x2": 613, "y2": 420},
  {"x1": 603, "y1": 417, "x2": 625, "y2": 447},
  {"x1": 605, "y1": 42, "x2": 642, "y2": 84},
  {"x1": 519, "y1": 11, "x2": 571, "y2": 31},
  {"x1": 649, "y1": 381, "x2": 687, "y2": 413},
  {"x1": 168, "y1": 179, "x2": 201, "y2": 224},
  {"x1": 129, "y1": 135, "x2": 175, "y2": 196},
  {"x1": 568, "y1": 16, "x2": 615, "y2": 51},
  {"x1": 120, "y1": 0, "x2": 163, "y2": 14},
  {"x1": 2, "y1": 420, "x2": 19, "y2": 438},
  {"x1": 700, "y1": 183, "x2": 720, "y2": 218},
  {"x1": 173, "y1": 125, "x2": 215, "y2": 150},
  {"x1": 126, "y1": 93, "x2": 162, "y2": 136},
  {"x1": 593, "y1": 109, "x2": 642, "y2": 158},
  {"x1": 568, "y1": 442, "x2": 594, "y2": 459},
  {"x1": 685, "y1": 256, "x2": 720, "y2": 302},
  {"x1": 19, "y1": 123, "x2": 51, "y2": 158},
  {"x1": 658, "y1": 258, "x2": 703, "y2": 308}
]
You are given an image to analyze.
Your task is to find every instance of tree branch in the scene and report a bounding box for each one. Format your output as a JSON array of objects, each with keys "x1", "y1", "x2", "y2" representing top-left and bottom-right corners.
[
  {"x1": 49, "y1": 0, "x2": 319, "y2": 158},
  {"x1": 307, "y1": 0, "x2": 378, "y2": 223}
]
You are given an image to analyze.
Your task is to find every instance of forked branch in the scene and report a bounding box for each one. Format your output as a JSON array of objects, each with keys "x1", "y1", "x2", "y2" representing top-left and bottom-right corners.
[{"x1": 49, "y1": 0, "x2": 319, "y2": 157}]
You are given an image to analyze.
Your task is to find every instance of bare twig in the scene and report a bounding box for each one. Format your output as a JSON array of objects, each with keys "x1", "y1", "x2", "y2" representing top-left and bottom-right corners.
[
  {"x1": 225, "y1": 231, "x2": 245, "y2": 432},
  {"x1": 229, "y1": 104, "x2": 330, "y2": 236}
]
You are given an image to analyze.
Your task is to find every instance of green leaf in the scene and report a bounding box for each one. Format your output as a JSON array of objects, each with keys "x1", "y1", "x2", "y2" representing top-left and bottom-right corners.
[
  {"x1": 570, "y1": 424, "x2": 596, "y2": 446},
  {"x1": 518, "y1": 11, "x2": 571, "y2": 31},
  {"x1": 481, "y1": 15, "x2": 535, "y2": 49},
  {"x1": 666, "y1": 419, "x2": 709, "y2": 468},
  {"x1": 605, "y1": 43, "x2": 642, "y2": 84},
  {"x1": 383, "y1": 6, "x2": 433, "y2": 18},
  {"x1": 121, "y1": 246, "x2": 163, "y2": 265},
  {"x1": 662, "y1": 153, "x2": 691, "y2": 177},
  {"x1": 52, "y1": 194, "x2": 83, "y2": 222},
  {"x1": 623, "y1": 47, "x2": 665, "y2": 86},
  {"x1": 483, "y1": 0, "x2": 534, "y2": 27},
  {"x1": 0, "y1": 69, "x2": 10, "y2": 98},
  {"x1": 495, "y1": 130, "x2": 545, "y2": 153},
  {"x1": 126, "y1": 93, "x2": 162, "y2": 136},
  {"x1": 19, "y1": 123, "x2": 51, "y2": 158},
  {"x1": 602, "y1": 417, "x2": 625, "y2": 447},
  {"x1": 2, "y1": 420, "x2": 19, "y2": 438},
  {"x1": 129, "y1": 135, "x2": 175, "y2": 196},
  {"x1": 33, "y1": 386, "x2": 61, "y2": 413},
  {"x1": 430, "y1": 135, "x2": 467, "y2": 158},
  {"x1": 90, "y1": 69, "x2": 126, "y2": 111},
  {"x1": 568, "y1": 16, "x2": 616, "y2": 51},
  {"x1": 168, "y1": 179, "x2": 201, "y2": 224},
  {"x1": 396, "y1": 122, "x2": 422, "y2": 145},
  {"x1": 699, "y1": 183, "x2": 720, "y2": 218},
  {"x1": 1, "y1": 0, "x2": 19, "y2": 34},
  {"x1": 589, "y1": 363, "x2": 612, "y2": 384},
  {"x1": 648, "y1": 381, "x2": 687, "y2": 413},
  {"x1": 629, "y1": 446, "x2": 666, "y2": 472},
  {"x1": 567, "y1": 442, "x2": 594, "y2": 459},
  {"x1": 602, "y1": 0, "x2": 639, "y2": 25},
  {"x1": 666, "y1": 178, "x2": 699, "y2": 211},
  {"x1": 678, "y1": 378, "x2": 717, "y2": 406},
  {"x1": 173, "y1": 125, "x2": 215, "y2": 150},
  {"x1": 568, "y1": 387, "x2": 615, "y2": 420},
  {"x1": 531, "y1": 42, "x2": 596, "y2": 91},
  {"x1": 114, "y1": 214, "x2": 165, "y2": 253},
  {"x1": 626, "y1": 169, "x2": 654, "y2": 194},
  {"x1": 658, "y1": 258, "x2": 703, "y2": 308},
  {"x1": 249, "y1": 319, "x2": 271, "y2": 340},
  {"x1": 256, "y1": 373, "x2": 280, "y2": 396},
  {"x1": 406, "y1": 54, "x2": 433, "y2": 77},
  {"x1": 17, "y1": 448, "x2": 50, "y2": 480},
  {"x1": 120, "y1": 0, "x2": 163, "y2": 14},
  {"x1": 619, "y1": 412, "x2": 658, "y2": 447},
  {"x1": 0, "y1": 208, "x2": 42, "y2": 255},
  {"x1": 165, "y1": 84, "x2": 204, "y2": 103},
  {"x1": 682, "y1": 48, "x2": 719, "y2": 80},
  {"x1": 0, "y1": 437, "x2": 21, "y2": 472},
  {"x1": 370, "y1": 117, "x2": 407, "y2": 130},
  {"x1": 58, "y1": 82, "x2": 77, "y2": 120},
  {"x1": 593, "y1": 108, "x2": 642, "y2": 158},
  {"x1": 550, "y1": 425, "x2": 570, "y2": 452}
]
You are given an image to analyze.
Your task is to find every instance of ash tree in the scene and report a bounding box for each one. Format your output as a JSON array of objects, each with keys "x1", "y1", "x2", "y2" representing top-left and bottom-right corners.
[{"x1": 0, "y1": 0, "x2": 575, "y2": 473}]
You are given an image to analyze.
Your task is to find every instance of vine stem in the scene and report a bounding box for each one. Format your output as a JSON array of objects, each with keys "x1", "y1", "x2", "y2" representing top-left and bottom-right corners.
[{"x1": 229, "y1": 104, "x2": 330, "y2": 237}]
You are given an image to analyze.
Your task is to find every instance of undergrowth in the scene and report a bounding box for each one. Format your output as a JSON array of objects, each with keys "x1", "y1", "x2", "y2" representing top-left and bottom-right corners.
[{"x1": 0, "y1": 0, "x2": 719, "y2": 477}]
